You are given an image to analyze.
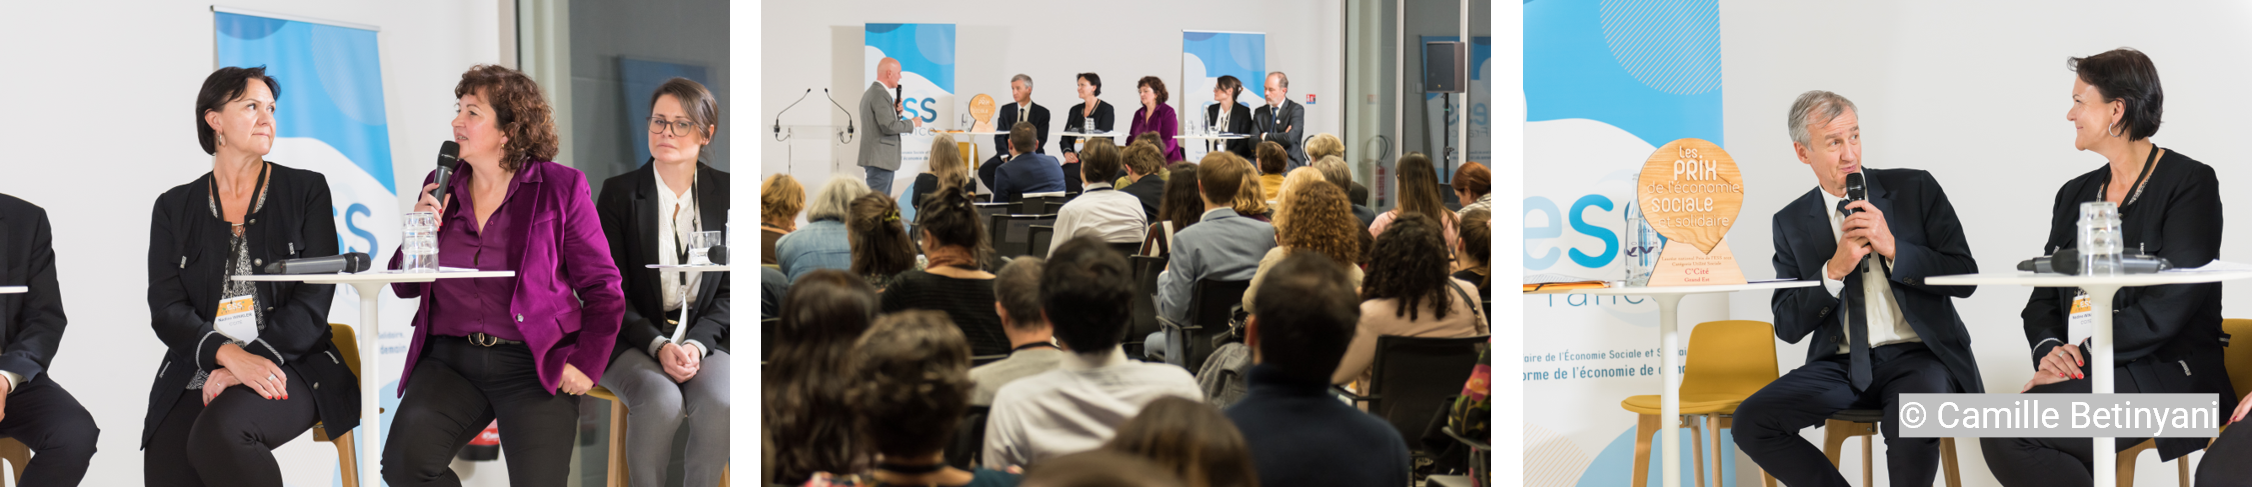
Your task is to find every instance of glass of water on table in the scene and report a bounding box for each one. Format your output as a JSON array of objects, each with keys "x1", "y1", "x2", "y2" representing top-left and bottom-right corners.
[
  {"x1": 403, "y1": 211, "x2": 439, "y2": 272},
  {"x1": 687, "y1": 231, "x2": 723, "y2": 266}
]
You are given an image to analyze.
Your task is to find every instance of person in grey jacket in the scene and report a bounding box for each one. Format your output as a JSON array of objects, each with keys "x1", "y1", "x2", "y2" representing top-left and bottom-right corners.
[{"x1": 859, "y1": 57, "x2": 921, "y2": 197}]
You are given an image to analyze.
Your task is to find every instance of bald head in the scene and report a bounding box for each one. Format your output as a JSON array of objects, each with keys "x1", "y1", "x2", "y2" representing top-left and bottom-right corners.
[{"x1": 878, "y1": 58, "x2": 903, "y2": 88}]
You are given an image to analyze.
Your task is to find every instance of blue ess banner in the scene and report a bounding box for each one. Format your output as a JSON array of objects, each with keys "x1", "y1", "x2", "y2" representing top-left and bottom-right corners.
[
  {"x1": 216, "y1": 12, "x2": 403, "y2": 486},
  {"x1": 866, "y1": 23, "x2": 954, "y2": 198},
  {"x1": 1182, "y1": 31, "x2": 1265, "y2": 161},
  {"x1": 1524, "y1": 0, "x2": 1734, "y2": 486}
]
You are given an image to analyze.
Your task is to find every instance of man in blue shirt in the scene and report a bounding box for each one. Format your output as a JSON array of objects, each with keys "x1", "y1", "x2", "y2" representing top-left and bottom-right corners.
[
  {"x1": 1149, "y1": 153, "x2": 1274, "y2": 363},
  {"x1": 991, "y1": 121, "x2": 1064, "y2": 204},
  {"x1": 1227, "y1": 251, "x2": 1412, "y2": 487}
]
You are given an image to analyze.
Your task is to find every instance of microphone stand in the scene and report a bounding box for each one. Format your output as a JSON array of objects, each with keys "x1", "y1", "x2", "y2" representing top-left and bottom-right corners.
[{"x1": 775, "y1": 89, "x2": 811, "y2": 175}]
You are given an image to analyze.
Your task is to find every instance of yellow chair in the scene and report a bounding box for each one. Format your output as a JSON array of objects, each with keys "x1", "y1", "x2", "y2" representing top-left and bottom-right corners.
[
  {"x1": 1822, "y1": 409, "x2": 1962, "y2": 487},
  {"x1": 316, "y1": 323, "x2": 364, "y2": 487},
  {"x1": 0, "y1": 436, "x2": 27, "y2": 482},
  {"x1": 1622, "y1": 320, "x2": 1779, "y2": 487}
]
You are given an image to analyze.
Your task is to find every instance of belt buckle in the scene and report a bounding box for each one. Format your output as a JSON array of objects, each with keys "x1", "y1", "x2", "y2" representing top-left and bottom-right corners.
[{"x1": 471, "y1": 333, "x2": 497, "y2": 347}]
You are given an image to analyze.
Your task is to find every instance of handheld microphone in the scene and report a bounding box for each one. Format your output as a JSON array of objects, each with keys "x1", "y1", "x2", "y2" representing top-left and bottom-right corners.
[
  {"x1": 261, "y1": 252, "x2": 371, "y2": 275},
  {"x1": 707, "y1": 245, "x2": 729, "y2": 265},
  {"x1": 430, "y1": 141, "x2": 462, "y2": 205},
  {"x1": 1840, "y1": 171, "x2": 1867, "y2": 216},
  {"x1": 2016, "y1": 248, "x2": 2173, "y2": 275}
]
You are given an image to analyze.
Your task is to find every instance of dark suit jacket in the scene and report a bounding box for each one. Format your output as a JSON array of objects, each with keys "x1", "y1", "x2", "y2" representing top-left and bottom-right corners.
[
  {"x1": 597, "y1": 160, "x2": 733, "y2": 362},
  {"x1": 1205, "y1": 102, "x2": 1256, "y2": 160},
  {"x1": 1254, "y1": 100, "x2": 1308, "y2": 170},
  {"x1": 144, "y1": 163, "x2": 359, "y2": 447},
  {"x1": 0, "y1": 194, "x2": 65, "y2": 384},
  {"x1": 1119, "y1": 174, "x2": 1167, "y2": 222},
  {"x1": 1770, "y1": 168, "x2": 1984, "y2": 394},
  {"x1": 995, "y1": 102, "x2": 1051, "y2": 154}
]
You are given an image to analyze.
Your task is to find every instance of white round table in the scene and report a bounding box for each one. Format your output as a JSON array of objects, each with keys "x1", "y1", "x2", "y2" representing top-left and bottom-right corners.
[
  {"x1": 646, "y1": 264, "x2": 730, "y2": 342},
  {"x1": 1922, "y1": 270, "x2": 2252, "y2": 487},
  {"x1": 1060, "y1": 131, "x2": 1124, "y2": 139},
  {"x1": 0, "y1": 286, "x2": 23, "y2": 294},
  {"x1": 1526, "y1": 280, "x2": 1820, "y2": 487},
  {"x1": 235, "y1": 269, "x2": 514, "y2": 487},
  {"x1": 1177, "y1": 133, "x2": 1251, "y2": 154}
]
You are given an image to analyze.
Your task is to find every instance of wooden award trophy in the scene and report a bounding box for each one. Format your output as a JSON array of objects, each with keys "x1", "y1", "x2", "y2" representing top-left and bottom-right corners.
[
  {"x1": 967, "y1": 94, "x2": 997, "y2": 132},
  {"x1": 1637, "y1": 138, "x2": 1748, "y2": 286}
]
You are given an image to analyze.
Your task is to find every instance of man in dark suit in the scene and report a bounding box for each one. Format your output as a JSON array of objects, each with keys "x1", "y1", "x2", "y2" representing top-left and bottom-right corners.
[
  {"x1": 995, "y1": 74, "x2": 1050, "y2": 155},
  {"x1": 0, "y1": 193, "x2": 100, "y2": 486},
  {"x1": 1736, "y1": 91, "x2": 1982, "y2": 487},
  {"x1": 1253, "y1": 72, "x2": 1308, "y2": 171},
  {"x1": 992, "y1": 121, "x2": 1065, "y2": 204}
]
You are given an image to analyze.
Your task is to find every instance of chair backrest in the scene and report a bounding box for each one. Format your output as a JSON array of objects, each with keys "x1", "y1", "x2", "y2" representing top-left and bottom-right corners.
[
  {"x1": 992, "y1": 214, "x2": 1057, "y2": 258},
  {"x1": 945, "y1": 405, "x2": 992, "y2": 469},
  {"x1": 1107, "y1": 241, "x2": 1143, "y2": 257},
  {"x1": 330, "y1": 323, "x2": 361, "y2": 379},
  {"x1": 1366, "y1": 335, "x2": 1488, "y2": 446},
  {"x1": 2225, "y1": 319, "x2": 2252, "y2": 399},
  {"x1": 974, "y1": 202, "x2": 1012, "y2": 224},
  {"x1": 1021, "y1": 195, "x2": 1066, "y2": 215},
  {"x1": 1127, "y1": 256, "x2": 1169, "y2": 358},
  {"x1": 1181, "y1": 279, "x2": 1252, "y2": 371},
  {"x1": 1028, "y1": 225, "x2": 1056, "y2": 258},
  {"x1": 1678, "y1": 320, "x2": 1780, "y2": 398}
]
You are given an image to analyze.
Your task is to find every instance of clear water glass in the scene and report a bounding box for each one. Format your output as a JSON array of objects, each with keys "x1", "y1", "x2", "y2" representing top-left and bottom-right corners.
[
  {"x1": 2077, "y1": 201, "x2": 2123, "y2": 275},
  {"x1": 403, "y1": 211, "x2": 439, "y2": 273},
  {"x1": 687, "y1": 230, "x2": 723, "y2": 265},
  {"x1": 1624, "y1": 202, "x2": 1663, "y2": 286}
]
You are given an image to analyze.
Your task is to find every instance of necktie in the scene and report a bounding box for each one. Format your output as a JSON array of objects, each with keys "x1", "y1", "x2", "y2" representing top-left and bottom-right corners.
[{"x1": 1838, "y1": 202, "x2": 1874, "y2": 391}]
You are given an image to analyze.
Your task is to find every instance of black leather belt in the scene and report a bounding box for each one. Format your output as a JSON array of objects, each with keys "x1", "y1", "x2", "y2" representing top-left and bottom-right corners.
[{"x1": 465, "y1": 333, "x2": 524, "y2": 347}]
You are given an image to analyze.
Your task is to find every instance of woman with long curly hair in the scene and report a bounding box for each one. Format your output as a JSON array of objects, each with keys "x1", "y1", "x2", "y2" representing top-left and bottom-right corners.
[
  {"x1": 1104, "y1": 396, "x2": 1261, "y2": 487},
  {"x1": 765, "y1": 270, "x2": 880, "y2": 485},
  {"x1": 1139, "y1": 162, "x2": 1201, "y2": 257},
  {"x1": 1333, "y1": 213, "x2": 1485, "y2": 386},
  {"x1": 1241, "y1": 169, "x2": 1361, "y2": 314},
  {"x1": 847, "y1": 193, "x2": 919, "y2": 291}
]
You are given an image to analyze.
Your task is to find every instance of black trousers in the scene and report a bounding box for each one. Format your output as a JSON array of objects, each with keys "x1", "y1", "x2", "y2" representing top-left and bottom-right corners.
[
  {"x1": 1734, "y1": 343, "x2": 1953, "y2": 487},
  {"x1": 2196, "y1": 419, "x2": 2252, "y2": 485},
  {"x1": 0, "y1": 376, "x2": 98, "y2": 487},
  {"x1": 1979, "y1": 359, "x2": 2156, "y2": 487},
  {"x1": 382, "y1": 338, "x2": 579, "y2": 487},
  {"x1": 144, "y1": 371, "x2": 318, "y2": 487}
]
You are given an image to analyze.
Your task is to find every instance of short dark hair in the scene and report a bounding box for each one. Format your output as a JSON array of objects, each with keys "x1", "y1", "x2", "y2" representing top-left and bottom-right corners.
[
  {"x1": 1079, "y1": 72, "x2": 1104, "y2": 97},
  {"x1": 1137, "y1": 76, "x2": 1169, "y2": 105},
  {"x1": 1197, "y1": 152, "x2": 1251, "y2": 205},
  {"x1": 1255, "y1": 141, "x2": 1287, "y2": 175},
  {"x1": 1252, "y1": 252, "x2": 1359, "y2": 383},
  {"x1": 649, "y1": 77, "x2": 719, "y2": 144},
  {"x1": 1081, "y1": 137, "x2": 1122, "y2": 183},
  {"x1": 1451, "y1": 161, "x2": 1490, "y2": 198},
  {"x1": 851, "y1": 310, "x2": 974, "y2": 459},
  {"x1": 1042, "y1": 236, "x2": 1133, "y2": 352},
  {"x1": 2069, "y1": 48, "x2": 2164, "y2": 141},
  {"x1": 995, "y1": 257, "x2": 1047, "y2": 330},
  {"x1": 197, "y1": 66, "x2": 282, "y2": 155},
  {"x1": 1024, "y1": 451, "x2": 1187, "y2": 487},
  {"x1": 1011, "y1": 121, "x2": 1039, "y2": 153},
  {"x1": 914, "y1": 178, "x2": 989, "y2": 262}
]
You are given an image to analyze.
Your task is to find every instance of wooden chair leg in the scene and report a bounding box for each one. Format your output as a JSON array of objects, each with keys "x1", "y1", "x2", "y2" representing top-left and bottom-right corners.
[
  {"x1": 609, "y1": 398, "x2": 630, "y2": 487},
  {"x1": 1821, "y1": 419, "x2": 1851, "y2": 468},
  {"x1": 1708, "y1": 415, "x2": 1726, "y2": 487},
  {"x1": 0, "y1": 437, "x2": 29, "y2": 484},
  {"x1": 1688, "y1": 416, "x2": 1706, "y2": 487},
  {"x1": 1940, "y1": 437, "x2": 1961, "y2": 487},
  {"x1": 333, "y1": 430, "x2": 359, "y2": 487},
  {"x1": 1861, "y1": 432, "x2": 1873, "y2": 487},
  {"x1": 2120, "y1": 439, "x2": 2155, "y2": 487},
  {"x1": 1634, "y1": 414, "x2": 1659, "y2": 487},
  {"x1": 2177, "y1": 453, "x2": 2190, "y2": 487}
]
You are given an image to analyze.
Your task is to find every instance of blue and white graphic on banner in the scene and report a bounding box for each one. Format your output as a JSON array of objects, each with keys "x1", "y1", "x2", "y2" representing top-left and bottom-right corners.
[
  {"x1": 866, "y1": 23, "x2": 954, "y2": 201},
  {"x1": 1181, "y1": 31, "x2": 1264, "y2": 160}
]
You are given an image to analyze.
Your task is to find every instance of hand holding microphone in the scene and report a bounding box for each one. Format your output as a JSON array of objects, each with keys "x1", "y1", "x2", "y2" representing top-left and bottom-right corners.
[{"x1": 416, "y1": 141, "x2": 462, "y2": 226}]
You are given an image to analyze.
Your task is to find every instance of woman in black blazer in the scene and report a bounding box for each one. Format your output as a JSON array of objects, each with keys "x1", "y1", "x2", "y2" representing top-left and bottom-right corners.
[
  {"x1": 144, "y1": 66, "x2": 359, "y2": 487},
  {"x1": 1204, "y1": 75, "x2": 1256, "y2": 160},
  {"x1": 1983, "y1": 48, "x2": 2233, "y2": 485},
  {"x1": 595, "y1": 78, "x2": 733, "y2": 487},
  {"x1": 1061, "y1": 72, "x2": 1117, "y2": 165}
]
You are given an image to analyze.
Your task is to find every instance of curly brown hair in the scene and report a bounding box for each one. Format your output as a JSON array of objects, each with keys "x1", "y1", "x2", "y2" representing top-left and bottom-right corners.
[
  {"x1": 847, "y1": 193, "x2": 916, "y2": 280},
  {"x1": 851, "y1": 310, "x2": 974, "y2": 459},
  {"x1": 1278, "y1": 179, "x2": 1359, "y2": 266},
  {"x1": 766, "y1": 270, "x2": 879, "y2": 484},
  {"x1": 454, "y1": 64, "x2": 558, "y2": 171},
  {"x1": 1362, "y1": 213, "x2": 1454, "y2": 322}
]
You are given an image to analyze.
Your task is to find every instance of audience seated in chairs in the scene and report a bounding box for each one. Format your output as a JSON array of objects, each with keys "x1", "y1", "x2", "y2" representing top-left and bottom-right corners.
[
  {"x1": 1226, "y1": 251, "x2": 1413, "y2": 486},
  {"x1": 775, "y1": 177, "x2": 871, "y2": 283},
  {"x1": 1451, "y1": 161, "x2": 1491, "y2": 217},
  {"x1": 1253, "y1": 142, "x2": 1289, "y2": 203},
  {"x1": 766, "y1": 270, "x2": 880, "y2": 486},
  {"x1": 1334, "y1": 213, "x2": 1487, "y2": 388},
  {"x1": 1116, "y1": 142, "x2": 1170, "y2": 221},
  {"x1": 1139, "y1": 163, "x2": 1202, "y2": 258},
  {"x1": 971, "y1": 257, "x2": 1066, "y2": 406},
  {"x1": 1453, "y1": 209, "x2": 1492, "y2": 305},
  {"x1": 763, "y1": 173, "x2": 806, "y2": 265},
  {"x1": 1103, "y1": 396, "x2": 1261, "y2": 487},
  {"x1": 1368, "y1": 153, "x2": 1458, "y2": 251},
  {"x1": 1149, "y1": 153, "x2": 1274, "y2": 363},
  {"x1": 848, "y1": 193, "x2": 921, "y2": 292},
  {"x1": 983, "y1": 236, "x2": 1201, "y2": 469},
  {"x1": 1311, "y1": 155, "x2": 1376, "y2": 234},
  {"x1": 801, "y1": 310, "x2": 1022, "y2": 487},
  {"x1": 1048, "y1": 139, "x2": 1147, "y2": 255},
  {"x1": 993, "y1": 121, "x2": 1065, "y2": 205},
  {"x1": 1242, "y1": 168, "x2": 1362, "y2": 316},
  {"x1": 882, "y1": 185, "x2": 1012, "y2": 358}
]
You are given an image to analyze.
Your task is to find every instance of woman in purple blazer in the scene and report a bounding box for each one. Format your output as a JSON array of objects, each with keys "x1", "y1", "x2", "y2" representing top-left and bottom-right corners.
[
  {"x1": 381, "y1": 64, "x2": 625, "y2": 486},
  {"x1": 1128, "y1": 76, "x2": 1185, "y2": 161}
]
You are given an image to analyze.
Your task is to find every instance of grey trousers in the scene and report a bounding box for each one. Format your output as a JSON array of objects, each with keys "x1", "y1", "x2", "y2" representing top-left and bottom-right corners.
[{"x1": 599, "y1": 349, "x2": 732, "y2": 487}]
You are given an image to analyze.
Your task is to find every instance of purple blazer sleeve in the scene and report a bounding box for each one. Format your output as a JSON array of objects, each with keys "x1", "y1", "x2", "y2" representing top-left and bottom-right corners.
[
  {"x1": 1155, "y1": 105, "x2": 1182, "y2": 160},
  {"x1": 555, "y1": 172, "x2": 626, "y2": 384}
]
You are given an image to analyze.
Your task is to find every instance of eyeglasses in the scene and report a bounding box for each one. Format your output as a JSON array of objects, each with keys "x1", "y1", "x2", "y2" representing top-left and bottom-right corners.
[{"x1": 649, "y1": 117, "x2": 702, "y2": 137}]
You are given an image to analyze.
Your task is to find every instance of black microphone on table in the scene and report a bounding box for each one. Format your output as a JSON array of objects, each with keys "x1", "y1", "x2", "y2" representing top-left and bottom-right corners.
[
  {"x1": 261, "y1": 253, "x2": 371, "y2": 275},
  {"x1": 707, "y1": 245, "x2": 729, "y2": 265},
  {"x1": 429, "y1": 141, "x2": 462, "y2": 205},
  {"x1": 2017, "y1": 248, "x2": 2173, "y2": 275}
]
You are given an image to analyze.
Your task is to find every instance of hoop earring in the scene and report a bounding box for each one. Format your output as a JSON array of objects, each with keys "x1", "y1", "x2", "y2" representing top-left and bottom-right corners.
[{"x1": 2108, "y1": 123, "x2": 2123, "y2": 138}]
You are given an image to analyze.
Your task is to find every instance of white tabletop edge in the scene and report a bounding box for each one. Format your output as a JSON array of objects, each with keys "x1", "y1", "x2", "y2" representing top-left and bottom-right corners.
[
  {"x1": 1524, "y1": 280, "x2": 1819, "y2": 295},
  {"x1": 0, "y1": 286, "x2": 24, "y2": 294},
  {"x1": 233, "y1": 270, "x2": 518, "y2": 283},
  {"x1": 1175, "y1": 134, "x2": 1251, "y2": 139},
  {"x1": 1924, "y1": 270, "x2": 2252, "y2": 287},
  {"x1": 646, "y1": 264, "x2": 732, "y2": 272}
]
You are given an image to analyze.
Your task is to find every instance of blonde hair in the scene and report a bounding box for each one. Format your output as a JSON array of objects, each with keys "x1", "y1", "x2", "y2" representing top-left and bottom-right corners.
[
  {"x1": 927, "y1": 138, "x2": 969, "y2": 190},
  {"x1": 761, "y1": 174, "x2": 806, "y2": 225},
  {"x1": 1305, "y1": 133, "x2": 1344, "y2": 162},
  {"x1": 1270, "y1": 168, "x2": 1327, "y2": 232},
  {"x1": 1232, "y1": 169, "x2": 1269, "y2": 217}
]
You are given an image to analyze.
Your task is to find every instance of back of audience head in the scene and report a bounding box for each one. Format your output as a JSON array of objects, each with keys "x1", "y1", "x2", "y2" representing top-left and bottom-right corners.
[
  {"x1": 1023, "y1": 451, "x2": 1188, "y2": 487},
  {"x1": 768, "y1": 269, "x2": 880, "y2": 483},
  {"x1": 995, "y1": 256, "x2": 1048, "y2": 330},
  {"x1": 1451, "y1": 161, "x2": 1490, "y2": 204},
  {"x1": 1103, "y1": 396, "x2": 1261, "y2": 487},
  {"x1": 1158, "y1": 163, "x2": 1204, "y2": 232},
  {"x1": 1393, "y1": 152, "x2": 1454, "y2": 225},
  {"x1": 1311, "y1": 155, "x2": 1353, "y2": 199},
  {"x1": 1011, "y1": 121, "x2": 1039, "y2": 155},
  {"x1": 1272, "y1": 167, "x2": 1326, "y2": 218},
  {"x1": 1082, "y1": 137, "x2": 1122, "y2": 184},
  {"x1": 928, "y1": 136, "x2": 970, "y2": 191},
  {"x1": 916, "y1": 180, "x2": 990, "y2": 264},
  {"x1": 1249, "y1": 252, "x2": 1360, "y2": 384},
  {"x1": 1195, "y1": 153, "x2": 1250, "y2": 209},
  {"x1": 1134, "y1": 132, "x2": 1167, "y2": 157},
  {"x1": 1363, "y1": 213, "x2": 1456, "y2": 321},
  {"x1": 1123, "y1": 142, "x2": 1166, "y2": 179},
  {"x1": 1276, "y1": 179, "x2": 1359, "y2": 267},
  {"x1": 1042, "y1": 236, "x2": 1133, "y2": 353},
  {"x1": 763, "y1": 173, "x2": 806, "y2": 228},
  {"x1": 1255, "y1": 141, "x2": 1287, "y2": 176},
  {"x1": 1305, "y1": 133, "x2": 1344, "y2": 162},
  {"x1": 1231, "y1": 169, "x2": 1270, "y2": 218},
  {"x1": 847, "y1": 193, "x2": 916, "y2": 280},
  {"x1": 1458, "y1": 208, "x2": 1492, "y2": 290},
  {"x1": 851, "y1": 310, "x2": 974, "y2": 462},
  {"x1": 810, "y1": 176, "x2": 872, "y2": 222}
]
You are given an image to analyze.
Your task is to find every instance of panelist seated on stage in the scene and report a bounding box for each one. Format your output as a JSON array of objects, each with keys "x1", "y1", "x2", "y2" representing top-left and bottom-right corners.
[
  {"x1": 1253, "y1": 72, "x2": 1307, "y2": 171},
  {"x1": 1738, "y1": 90, "x2": 1983, "y2": 487},
  {"x1": 0, "y1": 193, "x2": 100, "y2": 487},
  {"x1": 996, "y1": 74, "x2": 1050, "y2": 154},
  {"x1": 1205, "y1": 75, "x2": 1256, "y2": 160},
  {"x1": 1061, "y1": 72, "x2": 1116, "y2": 163},
  {"x1": 991, "y1": 121, "x2": 1065, "y2": 204}
]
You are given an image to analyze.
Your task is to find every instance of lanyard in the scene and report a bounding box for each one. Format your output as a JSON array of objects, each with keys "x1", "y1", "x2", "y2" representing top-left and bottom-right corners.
[
  {"x1": 2097, "y1": 146, "x2": 2160, "y2": 208},
  {"x1": 670, "y1": 174, "x2": 702, "y2": 265}
]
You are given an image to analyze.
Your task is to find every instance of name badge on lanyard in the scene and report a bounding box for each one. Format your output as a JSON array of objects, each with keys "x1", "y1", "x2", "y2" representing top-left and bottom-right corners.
[
  {"x1": 2068, "y1": 290, "x2": 2095, "y2": 342},
  {"x1": 216, "y1": 294, "x2": 258, "y2": 343}
]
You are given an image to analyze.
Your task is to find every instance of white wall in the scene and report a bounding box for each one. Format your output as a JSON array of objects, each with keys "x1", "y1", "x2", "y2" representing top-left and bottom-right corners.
[
  {"x1": 1718, "y1": 1, "x2": 2252, "y2": 485},
  {"x1": 761, "y1": 0, "x2": 1346, "y2": 191},
  {"x1": 0, "y1": 1, "x2": 503, "y2": 485}
]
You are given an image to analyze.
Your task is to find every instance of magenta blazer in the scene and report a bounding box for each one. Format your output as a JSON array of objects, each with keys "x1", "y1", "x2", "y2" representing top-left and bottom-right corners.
[
  {"x1": 1130, "y1": 103, "x2": 1185, "y2": 161},
  {"x1": 388, "y1": 160, "x2": 626, "y2": 394}
]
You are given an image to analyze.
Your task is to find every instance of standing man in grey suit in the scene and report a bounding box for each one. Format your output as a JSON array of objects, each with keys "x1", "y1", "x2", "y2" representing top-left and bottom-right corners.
[
  {"x1": 860, "y1": 57, "x2": 922, "y2": 197},
  {"x1": 1254, "y1": 71, "x2": 1308, "y2": 171}
]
